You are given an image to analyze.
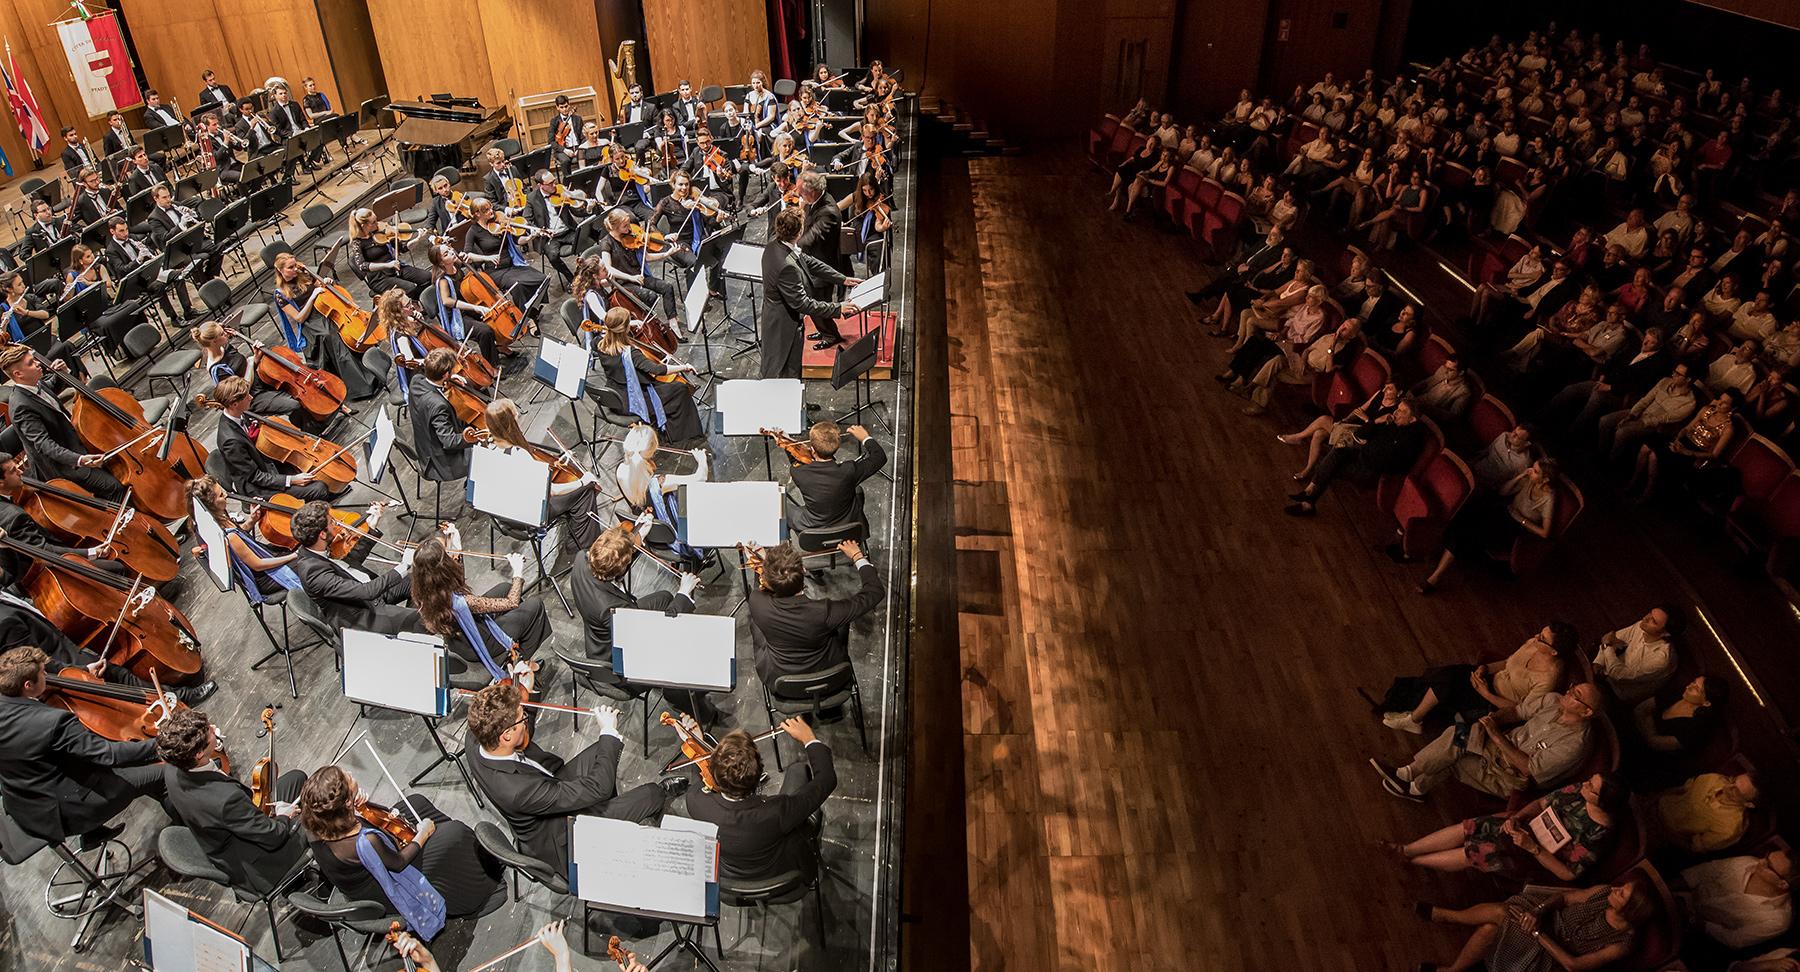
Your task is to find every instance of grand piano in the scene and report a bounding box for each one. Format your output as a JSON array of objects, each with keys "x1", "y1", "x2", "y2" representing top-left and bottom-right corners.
[{"x1": 388, "y1": 96, "x2": 512, "y2": 179}]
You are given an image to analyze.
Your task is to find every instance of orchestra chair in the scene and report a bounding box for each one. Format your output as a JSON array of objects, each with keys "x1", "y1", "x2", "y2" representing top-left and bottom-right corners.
[
  {"x1": 486, "y1": 512, "x2": 576, "y2": 617},
  {"x1": 554, "y1": 644, "x2": 657, "y2": 754},
  {"x1": 772, "y1": 79, "x2": 797, "y2": 99},
  {"x1": 584, "y1": 385, "x2": 641, "y2": 466},
  {"x1": 789, "y1": 511, "x2": 869, "y2": 558},
  {"x1": 361, "y1": 344, "x2": 407, "y2": 412},
  {"x1": 472, "y1": 820, "x2": 572, "y2": 908},
  {"x1": 1732, "y1": 470, "x2": 1800, "y2": 574},
  {"x1": 0, "y1": 802, "x2": 150, "y2": 953},
  {"x1": 718, "y1": 859, "x2": 827, "y2": 958},
  {"x1": 128, "y1": 322, "x2": 202, "y2": 401},
  {"x1": 1619, "y1": 861, "x2": 1682, "y2": 971},
  {"x1": 393, "y1": 437, "x2": 460, "y2": 524},
  {"x1": 284, "y1": 889, "x2": 399, "y2": 972},
  {"x1": 1375, "y1": 415, "x2": 1443, "y2": 515},
  {"x1": 156, "y1": 826, "x2": 312, "y2": 961},
  {"x1": 258, "y1": 240, "x2": 289, "y2": 274},
  {"x1": 432, "y1": 165, "x2": 462, "y2": 187},
  {"x1": 1500, "y1": 475, "x2": 1584, "y2": 575},
  {"x1": 282, "y1": 587, "x2": 345, "y2": 672},
  {"x1": 762, "y1": 661, "x2": 869, "y2": 771},
  {"x1": 16, "y1": 176, "x2": 70, "y2": 218},
  {"x1": 301, "y1": 204, "x2": 346, "y2": 267},
  {"x1": 199, "y1": 276, "x2": 272, "y2": 332}
]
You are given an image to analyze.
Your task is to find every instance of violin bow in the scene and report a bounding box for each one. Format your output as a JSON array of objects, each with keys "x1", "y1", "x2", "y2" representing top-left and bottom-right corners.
[
  {"x1": 99, "y1": 486, "x2": 135, "y2": 551},
  {"x1": 664, "y1": 723, "x2": 791, "y2": 772},
  {"x1": 95, "y1": 572, "x2": 147, "y2": 663},
  {"x1": 356, "y1": 736, "x2": 425, "y2": 828}
]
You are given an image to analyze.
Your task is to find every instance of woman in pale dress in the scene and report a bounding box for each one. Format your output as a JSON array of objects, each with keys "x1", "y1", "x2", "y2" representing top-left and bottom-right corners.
[{"x1": 1374, "y1": 621, "x2": 1573, "y2": 735}]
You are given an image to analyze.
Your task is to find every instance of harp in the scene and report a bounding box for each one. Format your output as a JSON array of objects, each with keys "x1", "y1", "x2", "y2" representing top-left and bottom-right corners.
[{"x1": 607, "y1": 41, "x2": 639, "y2": 119}]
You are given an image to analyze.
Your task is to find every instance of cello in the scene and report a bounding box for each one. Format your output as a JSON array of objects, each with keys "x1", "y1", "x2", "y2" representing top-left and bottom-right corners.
[
  {"x1": 229, "y1": 491, "x2": 379, "y2": 558},
  {"x1": 456, "y1": 268, "x2": 528, "y2": 353},
  {"x1": 578, "y1": 314, "x2": 690, "y2": 385},
  {"x1": 40, "y1": 665, "x2": 185, "y2": 743},
  {"x1": 233, "y1": 330, "x2": 348, "y2": 422},
  {"x1": 53, "y1": 357, "x2": 209, "y2": 521},
  {"x1": 13, "y1": 476, "x2": 182, "y2": 583},
  {"x1": 6, "y1": 538, "x2": 204, "y2": 684},
  {"x1": 191, "y1": 397, "x2": 364, "y2": 492},
  {"x1": 396, "y1": 312, "x2": 498, "y2": 390}
]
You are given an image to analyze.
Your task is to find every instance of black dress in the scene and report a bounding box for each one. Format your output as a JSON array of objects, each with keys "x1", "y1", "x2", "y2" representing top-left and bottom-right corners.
[
  {"x1": 597, "y1": 348, "x2": 705, "y2": 444},
  {"x1": 308, "y1": 795, "x2": 502, "y2": 918},
  {"x1": 464, "y1": 224, "x2": 548, "y2": 310}
]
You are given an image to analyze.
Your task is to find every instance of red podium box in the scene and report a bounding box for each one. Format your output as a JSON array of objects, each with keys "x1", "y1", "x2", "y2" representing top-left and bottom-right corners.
[{"x1": 801, "y1": 310, "x2": 896, "y2": 381}]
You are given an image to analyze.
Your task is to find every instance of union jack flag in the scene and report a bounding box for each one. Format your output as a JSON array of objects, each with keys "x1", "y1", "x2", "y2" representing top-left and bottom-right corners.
[{"x1": 2, "y1": 39, "x2": 51, "y2": 158}]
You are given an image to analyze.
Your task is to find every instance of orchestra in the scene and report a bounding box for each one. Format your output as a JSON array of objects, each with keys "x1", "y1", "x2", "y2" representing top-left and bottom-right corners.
[{"x1": 0, "y1": 62, "x2": 902, "y2": 965}]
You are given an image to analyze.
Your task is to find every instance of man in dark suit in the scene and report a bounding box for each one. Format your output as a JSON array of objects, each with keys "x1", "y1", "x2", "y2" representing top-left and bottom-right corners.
[
  {"x1": 142, "y1": 90, "x2": 186, "y2": 132},
  {"x1": 549, "y1": 95, "x2": 582, "y2": 154},
  {"x1": 747, "y1": 540, "x2": 883, "y2": 692},
  {"x1": 120, "y1": 148, "x2": 169, "y2": 199},
  {"x1": 287, "y1": 499, "x2": 420, "y2": 635},
  {"x1": 67, "y1": 166, "x2": 115, "y2": 232},
  {"x1": 524, "y1": 170, "x2": 578, "y2": 285},
  {"x1": 787, "y1": 422, "x2": 885, "y2": 531},
  {"x1": 101, "y1": 112, "x2": 134, "y2": 158},
  {"x1": 155, "y1": 708, "x2": 307, "y2": 894},
  {"x1": 407, "y1": 349, "x2": 473, "y2": 484},
  {"x1": 684, "y1": 717, "x2": 837, "y2": 881},
  {"x1": 1348, "y1": 277, "x2": 1402, "y2": 335},
  {"x1": 571, "y1": 523, "x2": 700, "y2": 662},
  {"x1": 207, "y1": 377, "x2": 337, "y2": 499},
  {"x1": 58, "y1": 126, "x2": 97, "y2": 174},
  {"x1": 235, "y1": 102, "x2": 278, "y2": 157},
  {"x1": 464, "y1": 679, "x2": 679, "y2": 874},
  {"x1": 145, "y1": 185, "x2": 223, "y2": 281},
  {"x1": 0, "y1": 646, "x2": 165, "y2": 844},
  {"x1": 794, "y1": 171, "x2": 850, "y2": 348},
  {"x1": 619, "y1": 84, "x2": 654, "y2": 126},
  {"x1": 0, "y1": 346, "x2": 126, "y2": 500},
  {"x1": 23, "y1": 201, "x2": 68, "y2": 257},
  {"x1": 0, "y1": 450, "x2": 126, "y2": 579},
  {"x1": 197, "y1": 70, "x2": 236, "y2": 111},
  {"x1": 759, "y1": 207, "x2": 859, "y2": 379},
  {"x1": 1187, "y1": 225, "x2": 1286, "y2": 304},
  {"x1": 104, "y1": 217, "x2": 196, "y2": 322},
  {"x1": 266, "y1": 86, "x2": 309, "y2": 140}
]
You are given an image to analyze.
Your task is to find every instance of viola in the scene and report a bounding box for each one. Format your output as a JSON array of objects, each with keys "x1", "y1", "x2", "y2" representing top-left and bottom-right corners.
[
  {"x1": 399, "y1": 314, "x2": 498, "y2": 390},
  {"x1": 545, "y1": 184, "x2": 597, "y2": 211},
  {"x1": 481, "y1": 212, "x2": 548, "y2": 241},
  {"x1": 371, "y1": 221, "x2": 415, "y2": 246},
  {"x1": 738, "y1": 127, "x2": 757, "y2": 162},
  {"x1": 250, "y1": 705, "x2": 278, "y2": 815},
  {"x1": 499, "y1": 173, "x2": 530, "y2": 211},
  {"x1": 456, "y1": 269, "x2": 528, "y2": 352},
  {"x1": 9, "y1": 540, "x2": 204, "y2": 685},
  {"x1": 233, "y1": 491, "x2": 372, "y2": 559},
  {"x1": 357, "y1": 800, "x2": 418, "y2": 844},
  {"x1": 237, "y1": 332, "x2": 347, "y2": 422},
  {"x1": 56, "y1": 363, "x2": 209, "y2": 521},
  {"x1": 12, "y1": 477, "x2": 182, "y2": 583},
  {"x1": 616, "y1": 223, "x2": 676, "y2": 254},
  {"x1": 660, "y1": 710, "x2": 720, "y2": 791},
  {"x1": 760, "y1": 427, "x2": 818, "y2": 464},
  {"x1": 701, "y1": 146, "x2": 732, "y2": 179},
  {"x1": 40, "y1": 664, "x2": 185, "y2": 743},
  {"x1": 445, "y1": 190, "x2": 474, "y2": 221},
  {"x1": 312, "y1": 279, "x2": 387, "y2": 354}
]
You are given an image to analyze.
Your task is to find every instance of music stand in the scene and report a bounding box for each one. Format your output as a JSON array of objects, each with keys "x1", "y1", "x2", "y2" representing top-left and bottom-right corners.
[
  {"x1": 141, "y1": 123, "x2": 185, "y2": 158},
  {"x1": 25, "y1": 237, "x2": 75, "y2": 287},
  {"x1": 173, "y1": 169, "x2": 218, "y2": 205},
  {"x1": 831, "y1": 320, "x2": 889, "y2": 432},
  {"x1": 294, "y1": 127, "x2": 335, "y2": 205},
  {"x1": 101, "y1": 149, "x2": 130, "y2": 184},
  {"x1": 125, "y1": 187, "x2": 156, "y2": 228},
  {"x1": 164, "y1": 223, "x2": 207, "y2": 279},
  {"x1": 615, "y1": 122, "x2": 646, "y2": 147},
  {"x1": 116, "y1": 255, "x2": 175, "y2": 338},
  {"x1": 512, "y1": 145, "x2": 552, "y2": 178},
  {"x1": 719, "y1": 241, "x2": 763, "y2": 351},
  {"x1": 56, "y1": 284, "x2": 106, "y2": 342}
]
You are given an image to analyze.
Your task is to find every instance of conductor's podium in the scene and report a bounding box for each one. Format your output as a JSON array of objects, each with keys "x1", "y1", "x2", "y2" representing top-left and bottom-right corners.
[{"x1": 801, "y1": 309, "x2": 897, "y2": 381}]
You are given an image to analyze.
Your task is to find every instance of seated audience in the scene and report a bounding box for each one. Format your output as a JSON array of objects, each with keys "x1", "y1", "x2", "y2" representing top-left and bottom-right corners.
[
  {"x1": 1383, "y1": 773, "x2": 1622, "y2": 882},
  {"x1": 1682, "y1": 848, "x2": 1793, "y2": 950},
  {"x1": 1371, "y1": 683, "x2": 1600, "y2": 803},
  {"x1": 1592, "y1": 607, "x2": 1677, "y2": 704},
  {"x1": 1652, "y1": 770, "x2": 1760, "y2": 854},
  {"x1": 1375, "y1": 622, "x2": 1572, "y2": 734},
  {"x1": 1414, "y1": 880, "x2": 1649, "y2": 972}
]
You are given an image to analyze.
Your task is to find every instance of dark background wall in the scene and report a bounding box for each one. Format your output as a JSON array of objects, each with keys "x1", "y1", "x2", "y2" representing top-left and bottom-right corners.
[{"x1": 865, "y1": 0, "x2": 1795, "y2": 140}]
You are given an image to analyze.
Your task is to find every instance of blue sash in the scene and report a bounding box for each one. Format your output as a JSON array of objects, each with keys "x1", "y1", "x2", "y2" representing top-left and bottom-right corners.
[
  {"x1": 354, "y1": 827, "x2": 445, "y2": 941},
  {"x1": 860, "y1": 209, "x2": 877, "y2": 244},
  {"x1": 685, "y1": 208, "x2": 705, "y2": 251},
  {"x1": 501, "y1": 233, "x2": 528, "y2": 269},
  {"x1": 2, "y1": 303, "x2": 22, "y2": 341},
  {"x1": 392, "y1": 334, "x2": 423, "y2": 397},
  {"x1": 450, "y1": 593, "x2": 513, "y2": 682},
  {"x1": 226, "y1": 529, "x2": 300, "y2": 605},
  {"x1": 272, "y1": 291, "x2": 308, "y2": 353},
  {"x1": 435, "y1": 279, "x2": 465, "y2": 341},
  {"x1": 648, "y1": 482, "x2": 700, "y2": 561},
  {"x1": 619, "y1": 348, "x2": 667, "y2": 430}
]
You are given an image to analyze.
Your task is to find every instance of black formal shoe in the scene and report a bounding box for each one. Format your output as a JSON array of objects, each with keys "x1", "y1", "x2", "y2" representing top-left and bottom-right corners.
[
  {"x1": 78, "y1": 824, "x2": 123, "y2": 851},
  {"x1": 812, "y1": 339, "x2": 840, "y2": 350},
  {"x1": 177, "y1": 680, "x2": 218, "y2": 704},
  {"x1": 659, "y1": 776, "x2": 690, "y2": 799},
  {"x1": 806, "y1": 332, "x2": 823, "y2": 341},
  {"x1": 1287, "y1": 490, "x2": 1313, "y2": 502},
  {"x1": 1186, "y1": 291, "x2": 1207, "y2": 305},
  {"x1": 1283, "y1": 501, "x2": 1315, "y2": 517}
]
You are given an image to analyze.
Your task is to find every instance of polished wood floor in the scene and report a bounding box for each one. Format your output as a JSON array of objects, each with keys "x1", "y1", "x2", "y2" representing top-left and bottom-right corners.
[{"x1": 935, "y1": 146, "x2": 1800, "y2": 970}]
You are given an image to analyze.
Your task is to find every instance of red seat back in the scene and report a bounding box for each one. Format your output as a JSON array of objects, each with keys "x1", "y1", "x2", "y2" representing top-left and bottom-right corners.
[
  {"x1": 1729, "y1": 435, "x2": 1796, "y2": 504},
  {"x1": 1763, "y1": 473, "x2": 1800, "y2": 540},
  {"x1": 1194, "y1": 178, "x2": 1224, "y2": 213},
  {"x1": 1416, "y1": 334, "x2": 1457, "y2": 377},
  {"x1": 1620, "y1": 861, "x2": 1683, "y2": 971},
  {"x1": 1467, "y1": 394, "x2": 1517, "y2": 448}
]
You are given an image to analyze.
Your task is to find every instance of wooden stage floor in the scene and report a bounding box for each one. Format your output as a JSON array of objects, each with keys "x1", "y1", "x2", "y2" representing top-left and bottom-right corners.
[{"x1": 931, "y1": 145, "x2": 1800, "y2": 971}]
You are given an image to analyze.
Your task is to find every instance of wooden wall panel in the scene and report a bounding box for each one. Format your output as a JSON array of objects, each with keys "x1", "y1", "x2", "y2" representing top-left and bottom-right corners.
[
  {"x1": 476, "y1": 0, "x2": 610, "y2": 123},
  {"x1": 1260, "y1": 0, "x2": 1385, "y2": 99},
  {"x1": 1170, "y1": 0, "x2": 1271, "y2": 120},
  {"x1": 367, "y1": 0, "x2": 496, "y2": 105},
  {"x1": 1687, "y1": 0, "x2": 1800, "y2": 30},
  {"x1": 314, "y1": 0, "x2": 387, "y2": 114},
  {"x1": 118, "y1": 0, "x2": 340, "y2": 116},
  {"x1": 213, "y1": 0, "x2": 340, "y2": 109},
  {"x1": 641, "y1": 0, "x2": 770, "y2": 99}
]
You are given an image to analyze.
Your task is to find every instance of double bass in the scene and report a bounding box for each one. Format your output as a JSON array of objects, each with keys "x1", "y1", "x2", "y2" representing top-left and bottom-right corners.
[
  {"x1": 456, "y1": 268, "x2": 528, "y2": 352},
  {"x1": 6, "y1": 538, "x2": 204, "y2": 684},
  {"x1": 57, "y1": 360, "x2": 209, "y2": 521},
  {"x1": 14, "y1": 476, "x2": 182, "y2": 583},
  {"x1": 235, "y1": 331, "x2": 348, "y2": 422}
]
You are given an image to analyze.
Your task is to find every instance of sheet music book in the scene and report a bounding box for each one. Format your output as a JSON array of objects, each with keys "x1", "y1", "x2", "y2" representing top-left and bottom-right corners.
[
  {"x1": 190, "y1": 498, "x2": 233, "y2": 593},
  {"x1": 365, "y1": 405, "x2": 397, "y2": 482},
  {"x1": 846, "y1": 272, "x2": 887, "y2": 309},
  {"x1": 143, "y1": 888, "x2": 252, "y2": 972},
  {"x1": 715, "y1": 378, "x2": 805, "y2": 435},
  {"x1": 681, "y1": 481, "x2": 784, "y2": 547},
  {"x1": 341, "y1": 630, "x2": 449, "y2": 717},
  {"x1": 533, "y1": 336, "x2": 590, "y2": 400},
  {"x1": 683, "y1": 267, "x2": 709, "y2": 334},
  {"x1": 611, "y1": 607, "x2": 737, "y2": 691},
  {"x1": 467, "y1": 443, "x2": 552, "y2": 527},
  {"x1": 1527, "y1": 805, "x2": 1572, "y2": 854},
  {"x1": 569, "y1": 815, "x2": 720, "y2": 920},
  {"x1": 722, "y1": 242, "x2": 764, "y2": 279}
]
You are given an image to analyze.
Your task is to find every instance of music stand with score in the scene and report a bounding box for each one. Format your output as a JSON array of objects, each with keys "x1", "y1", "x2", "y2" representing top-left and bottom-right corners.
[{"x1": 831, "y1": 321, "x2": 890, "y2": 432}]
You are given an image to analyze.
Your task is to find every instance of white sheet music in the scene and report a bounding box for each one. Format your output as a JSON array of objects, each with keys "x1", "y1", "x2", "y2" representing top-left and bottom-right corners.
[
  {"x1": 536, "y1": 337, "x2": 590, "y2": 399},
  {"x1": 682, "y1": 481, "x2": 783, "y2": 547},
  {"x1": 715, "y1": 378, "x2": 804, "y2": 435},
  {"x1": 469, "y1": 443, "x2": 552, "y2": 527},
  {"x1": 190, "y1": 498, "x2": 232, "y2": 593},
  {"x1": 366, "y1": 405, "x2": 397, "y2": 482},
  {"x1": 570, "y1": 816, "x2": 716, "y2": 918},
  {"x1": 144, "y1": 889, "x2": 250, "y2": 972},
  {"x1": 340, "y1": 630, "x2": 447, "y2": 717},
  {"x1": 683, "y1": 267, "x2": 709, "y2": 334},
  {"x1": 723, "y1": 242, "x2": 764, "y2": 279},
  {"x1": 612, "y1": 608, "x2": 736, "y2": 690},
  {"x1": 846, "y1": 272, "x2": 886, "y2": 308}
]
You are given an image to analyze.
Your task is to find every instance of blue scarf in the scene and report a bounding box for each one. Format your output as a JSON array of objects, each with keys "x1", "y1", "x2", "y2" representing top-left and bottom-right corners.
[
  {"x1": 354, "y1": 827, "x2": 445, "y2": 941},
  {"x1": 860, "y1": 209, "x2": 878, "y2": 244},
  {"x1": 436, "y1": 278, "x2": 465, "y2": 340},
  {"x1": 226, "y1": 528, "x2": 301, "y2": 605},
  {"x1": 272, "y1": 291, "x2": 308, "y2": 353},
  {"x1": 501, "y1": 233, "x2": 528, "y2": 269},
  {"x1": 450, "y1": 593, "x2": 513, "y2": 682},
  {"x1": 208, "y1": 359, "x2": 239, "y2": 384},
  {"x1": 648, "y1": 483, "x2": 700, "y2": 562},
  {"x1": 1, "y1": 303, "x2": 22, "y2": 341},
  {"x1": 392, "y1": 334, "x2": 423, "y2": 397},
  {"x1": 685, "y1": 207, "x2": 704, "y2": 251},
  {"x1": 619, "y1": 347, "x2": 668, "y2": 431}
]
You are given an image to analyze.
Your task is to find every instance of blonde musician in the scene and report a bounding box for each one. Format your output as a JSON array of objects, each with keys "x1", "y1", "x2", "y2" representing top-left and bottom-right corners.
[
  {"x1": 269, "y1": 252, "x2": 382, "y2": 400},
  {"x1": 600, "y1": 207, "x2": 680, "y2": 324},
  {"x1": 192, "y1": 319, "x2": 303, "y2": 419},
  {"x1": 592, "y1": 307, "x2": 703, "y2": 443},
  {"x1": 613, "y1": 423, "x2": 708, "y2": 564},
  {"x1": 422, "y1": 248, "x2": 501, "y2": 363},
  {"x1": 481, "y1": 146, "x2": 526, "y2": 215},
  {"x1": 481, "y1": 398, "x2": 609, "y2": 552},
  {"x1": 777, "y1": 101, "x2": 813, "y2": 149},
  {"x1": 572, "y1": 122, "x2": 613, "y2": 170},
  {"x1": 759, "y1": 131, "x2": 807, "y2": 176},
  {"x1": 347, "y1": 208, "x2": 432, "y2": 298},
  {"x1": 464, "y1": 197, "x2": 549, "y2": 311},
  {"x1": 745, "y1": 70, "x2": 779, "y2": 135}
]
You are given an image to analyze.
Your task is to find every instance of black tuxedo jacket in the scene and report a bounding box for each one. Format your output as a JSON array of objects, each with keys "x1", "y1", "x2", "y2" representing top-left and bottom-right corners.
[
  {"x1": 525, "y1": 191, "x2": 576, "y2": 237},
  {"x1": 407, "y1": 380, "x2": 471, "y2": 481},
  {"x1": 7, "y1": 382, "x2": 88, "y2": 480},
  {"x1": 69, "y1": 189, "x2": 111, "y2": 230},
  {"x1": 163, "y1": 765, "x2": 307, "y2": 894},
  {"x1": 464, "y1": 721, "x2": 626, "y2": 874},
  {"x1": 146, "y1": 204, "x2": 199, "y2": 248},
  {"x1": 198, "y1": 83, "x2": 238, "y2": 108},
  {"x1": 102, "y1": 129, "x2": 134, "y2": 157},
  {"x1": 291, "y1": 546, "x2": 417, "y2": 635},
  {"x1": 60, "y1": 143, "x2": 97, "y2": 173},
  {"x1": 569, "y1": 564, "x2": 693, "y2": 662},
  {"x1": 684, "y1": 741, "x2": 836, "y2": 880},
  {"x1": 789, "y1": 438, "x2": 886, "y2": 530},
  {"x1": 25, "y1": 221, "x2": 67, "y2": 256},
  {"x1": 123, "y1": 163, "x2": 168, "y2": 199},
  {"x1": 0, "y1": 594, "x2": 91, "y2": 669},
  {"x1": 796, "y1": 197, "x2": 849, "y2": 276},
  {"x1": 144, "y1": 105, "x2": 185, "y2": 130},
  {"x1": 747, "y1": 562, "x2": 884, "y2": 686},
  {"x1": 0, "y1": 694, "x2": 158, "y2": 841},
  {"x1": 0, "y1": 502, "x2": 84, "y2": 584},
  {"x1": 758, "y1": 244, "x2": 846, "y2": 379},
  {"x1": 104, "y1": 235, "x2": 158, "y2": 278},
  {"x1": 551, "y1": 112, "x2": 583, "y2": 147},
  {"x1": 268, "y1": 101, "x2": 308, "y2": 138},
  {"x1": 215, "y1": 415, "x2": 289, "y2": 495}
]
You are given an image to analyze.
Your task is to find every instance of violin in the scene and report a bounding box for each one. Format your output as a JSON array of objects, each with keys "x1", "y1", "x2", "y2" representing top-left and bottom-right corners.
[
  {"x1": 456, "y1": 269, "x2": 529, "y2": 353},
  {"x1": 310, "y1": 276, "x2": 387, "y2": 355},
  {"x1": 397, "y1": 313, "x2": 498, "y2": 390},
  {"x1": 371, "y1": 220, "x2": 416, "y2": 246},
  {"x1": 357, "y1": 799, "x2": 418, "y2": 844},
  {"x1": 235, "y1": 331, "x2": 348, "y2": 422},
  {"x1": 616, "y1": 154, "x2": 653, "y2": 187},
  {"x1": 607, "y1": 936, "x2": 633, "y2": 968},
  {"x1": 8, "y1": 539, "x2": 204, "y2": 684},
  {"x1": 192, "y1": 401, "x2": 362, "y2": 492},
  {"x1": 617, "y1": 223, "x2": 678, "y2": 254},
  {"x1": 500, "y1": 173, "x2": 529, "y2": 211},
  {"x1": 250, "y1": 705, "x2": 278, "y2": 815},
  {"x1": 55, "y1": 360, "x2": 209, "y2": 521},
  {"x1": 483, "y1": 211, "x2": 550, "y2": 240},
  {"x1": 660, "y1": 710, "x2": 720, "y2": 791},
  {"x1": 554, "y1": 117, "x2": 572, "y2": 149},
  {"x1": 701, "y1": 146, "x2": 732, "y2": 179},
  {"x1": 444, "y1": 190, "x2": 474, "y2": 222},
  {"x1": 545, "y1": 183, "x2": 597, "y2": 211},
  {"x1": 760, "y1": 427, "x2": 818, "y2": 464},
  {"x1": 234, "y1": 491, "x2": 374, "y2": 559},
  {"x1": 11, "y1": 477, "x2": 182, "y2": 583},
  {"x1": 40, "y1": 664, "x2": 185, "y2": 744},
  {"x1": 738, "y1": 126, "x2": 758, "y2": 162}
]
